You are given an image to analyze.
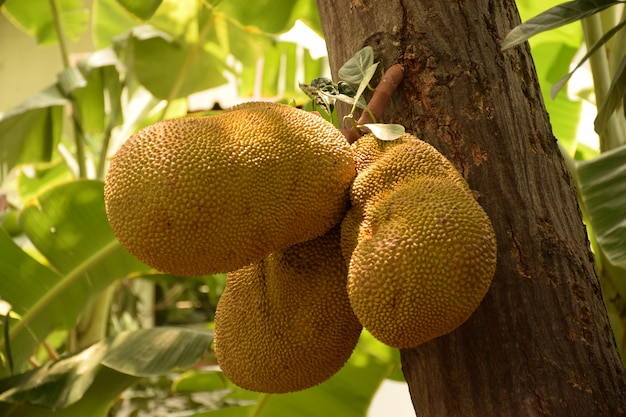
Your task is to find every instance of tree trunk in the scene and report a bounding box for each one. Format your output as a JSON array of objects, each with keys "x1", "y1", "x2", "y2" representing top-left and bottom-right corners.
[{"x1": 316, "y1": 1, "x2": 626, "y2": 416}]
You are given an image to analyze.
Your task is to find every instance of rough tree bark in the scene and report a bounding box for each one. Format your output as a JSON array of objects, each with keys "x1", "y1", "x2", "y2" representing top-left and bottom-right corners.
[{"x1": 316, "y1": 1, "x2": 626, "y2": 416}]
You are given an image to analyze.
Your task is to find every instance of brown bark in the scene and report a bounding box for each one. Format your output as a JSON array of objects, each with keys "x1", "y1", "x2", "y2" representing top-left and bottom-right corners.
[{"x1": 316, "y1": 0, "x2": 626, "y2": 416}]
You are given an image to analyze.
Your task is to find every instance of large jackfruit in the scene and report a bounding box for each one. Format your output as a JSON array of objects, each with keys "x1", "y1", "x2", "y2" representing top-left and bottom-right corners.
[
  {"x1": 104, "y1": 102, "x2": 355, "y2": 276},
  {"x1": 343, "y1": 133, "x2": 496, "y2": 349},
  {"x1": 213, "y1": 226, "x2": 362, "y2": 393}
]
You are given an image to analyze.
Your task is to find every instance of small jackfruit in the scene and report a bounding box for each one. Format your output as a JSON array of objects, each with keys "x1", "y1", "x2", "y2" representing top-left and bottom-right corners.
[
  {"x1": 104, "y1": 102, "x2": 355, "y2": 276},
  {"x1": 213, "y1": 226, "x2": 362, "y2": 393},
  {"x1": 343, "y1": 133, "x2": 496, "y2": 349}
]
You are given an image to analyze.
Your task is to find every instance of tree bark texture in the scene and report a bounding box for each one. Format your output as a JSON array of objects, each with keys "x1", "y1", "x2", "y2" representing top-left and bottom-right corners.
[{"x1": 316, "y1": 1, "x2": 626, "y2": 416}]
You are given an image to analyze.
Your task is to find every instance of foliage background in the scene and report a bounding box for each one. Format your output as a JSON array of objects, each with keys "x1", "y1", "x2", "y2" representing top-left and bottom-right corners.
[{"x1": 0, "y1": 0, "x2": 624, "y2": 416}]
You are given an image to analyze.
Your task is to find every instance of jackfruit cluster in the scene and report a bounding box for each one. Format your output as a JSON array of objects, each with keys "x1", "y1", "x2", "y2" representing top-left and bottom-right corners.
[
  {"x1": 104, "y1": 103, "x2": 497, "y2": 394},
  {"x1": 343, "y1": 133, "x2": 497, "y2": 348}
]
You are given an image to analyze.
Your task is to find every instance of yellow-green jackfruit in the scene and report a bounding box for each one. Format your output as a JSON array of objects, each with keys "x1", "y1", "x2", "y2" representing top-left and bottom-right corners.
[
  {"x1": 104, "y1": 102, "x2": 355, "y2": 276},
  {"x1": 349, "y1": 134, "x2": 469, "y2": 209},
  {"x1": 213, "y1": 226, "x2": 362, "y2": 393},
  {"x1": 343, "y1": 133, "x2": 496, "y2": 348}
]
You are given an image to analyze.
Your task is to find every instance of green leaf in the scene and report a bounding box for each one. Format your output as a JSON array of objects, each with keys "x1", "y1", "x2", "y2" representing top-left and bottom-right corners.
[
  {"x1": 210, "y1": 12, "x2": 270, "y2": 67},
  {"x1": 529, "y1": 42, "x2": 583, "y2": 153},
  {"x1": 19, "y1": 180, "x2": 146, "y2": 279},
  {"x1": 59, "y1": 48, "x2": 124, "y2": 136},
  {"x1": 216, "y1": 0, "x2": 315, "y2": 35},
  {"x1": 318, "y1": 91, "x2": 366, "y2": 112},
  {"x1": 550, "y1": 18, "x2": 626, "y2": 99},
  {"x1": 338, "y1": 46, "x2": 375, "y2": 86},
  {"x1": 363, "y1": 124, "x2": 405, "y2": 141},
  {"x1": 289, "y1": 0, "x2": 323, "y2": 38},
  {"x1": 0, "y1": 181, "x2": 149, "y2": 375},
  {"x1": 0, "y1": 209, "x2": 22, "y2": 237},
  {"x1": 173, "y1": 367, "x2": 229, "y2": 392},
  {"x1": 0, "y1": 230, "x2": 61, "y2": 374},
  {"x1": 102, "y1": 327, "x2": 213, "y2": 377},
  {"x1": 0, "y1": 85, "x2": 67, "y2": 179},
  {"x1": 595, "y1": 54, "x2": 626, "y2": 133},
  {"x1": 354, "y1": 331, "x2": 404, "y2": 381},
  {"x1": 17, "y1": 160, "x2": 74, "y2": 205},
  {"x1": 0, "y1": 342, "x2": 108, "y2": 410},
  {"x1": 576, "y1": 143, "x2": 626, "y2": 267},
  {"x1": 2, "y1": 0, "x2": 89, "y2": 44},
  {"x1": 125, "y1": 25, "x2": 228, "y2": 99},
  {"x1": 350, "y1": 62, "x2": 379, "y2": 115},
  {"x1": 239, "y1": 41, "x2": 324, "y2": 102},
  {"x1": 149, "y1": 0, "x2": 205, "y2": 41},
  {"x1": 502, "y1": 0, "x2": 621, "y2": 50},
  {"x1": 0, "y1": 366, "x2": 139, "y2": 417},
  {"x1": 37, "y1": 366, "x2": 139, "y2": 417},
  {"x1": 92, "y1": 0, "x2": 140, "y2": 49},
  {"x1": 0, "y1": 327, "x2": 210, "y2": 411},
  {"x1": 116, "y1": 0, "x2": 162, "y2": 20}
]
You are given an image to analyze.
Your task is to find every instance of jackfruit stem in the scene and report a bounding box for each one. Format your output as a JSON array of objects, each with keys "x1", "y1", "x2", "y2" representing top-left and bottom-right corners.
[{"x1": 342, "y1": 63, "x2": 405, "y2": 143}]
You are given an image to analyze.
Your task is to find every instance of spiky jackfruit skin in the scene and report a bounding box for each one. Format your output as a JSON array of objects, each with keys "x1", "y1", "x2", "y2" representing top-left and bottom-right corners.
[
  {"x1": 349, "y1": 134, "x2": 469, "y2": 210},
  {"x1": 213, "y1": 226, "x2": 362, "y2": 393},
  {"x1": 104, "y1": 102, "x2": 355, "y2": 276},
  {"x1": 343, "y1": 133, "x2": 496, "y2": 348}
]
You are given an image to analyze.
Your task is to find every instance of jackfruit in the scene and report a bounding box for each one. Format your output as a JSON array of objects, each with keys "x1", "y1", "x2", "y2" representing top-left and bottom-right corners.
[
  {"x1": 339, "y1": 204, "x2": 365, "y2": 264},
  {"x1": 349, "y1": 134, "x2": 469, "y2": 210},
  {"x1": 343, "y1": 133, "x2": 496, "y2": 349},
  {"x1": 104, "y1": 102, "x2": 355, "y2": 276},
  {"x1": 213, "y1": 226, "x2": 362, "y2": 393}
]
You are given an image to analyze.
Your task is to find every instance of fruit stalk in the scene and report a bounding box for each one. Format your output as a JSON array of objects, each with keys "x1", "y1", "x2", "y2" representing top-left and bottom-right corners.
[{"x1": 341, "y1": 63, "x2": 405, "y2": 143}]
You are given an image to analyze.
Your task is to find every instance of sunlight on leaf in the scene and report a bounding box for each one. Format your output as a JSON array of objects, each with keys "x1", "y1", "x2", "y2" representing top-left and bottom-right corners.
[
  {"x1": 173, "y1": 367, "x2": 229, "y2": 392},
  {"x1": 319, "y1": 92, "x2": 367, "y2": 111}
]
